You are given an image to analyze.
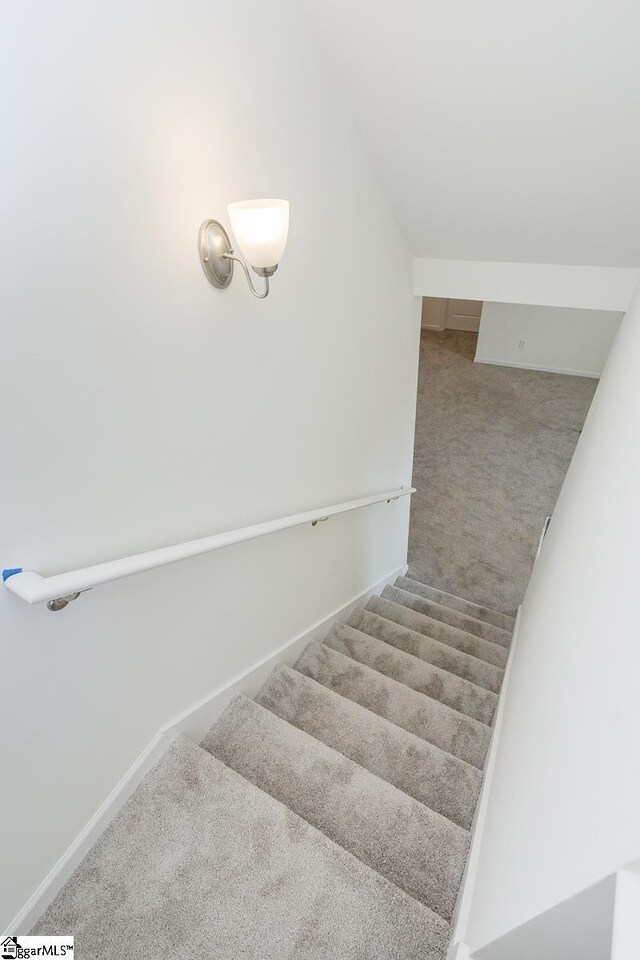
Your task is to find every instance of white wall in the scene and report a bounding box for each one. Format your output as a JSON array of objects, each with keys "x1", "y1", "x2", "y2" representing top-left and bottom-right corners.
[
  {"x1": 464, "y1": 281, "x2": 640, "y2": 952},
  {"x1": 414, "y1": 259, "x2": 639, "y2": 311},
  {"x1": 421, "y1": 296, "x2": 448, "y2": 330},
  {"x1": 303, "y1": 0, "x2": 640, "y2": 268},
  {"x1": 473, "y1": 873, "x2": 617, "y2": 960},
  {"x1": 0, "y1": 0, "x2": 419, "y2": 930},
  {"x1": 475, "y1": 302, "x2": 622, "y2": 377},
  {"x1": 611, "y1": 861, "x2": 640, "y2": 960}
]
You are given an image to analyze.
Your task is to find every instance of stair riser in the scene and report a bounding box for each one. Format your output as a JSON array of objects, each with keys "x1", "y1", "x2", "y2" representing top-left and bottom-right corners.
[
  {"x1": 351, "y1": 606, "x2": 503, "y2": 695},
  {"x1": 368, "y1": 595, "x2": 508, "y2": 669},
  {"x1": 30, "y1": 576, "x2": 510, "y2": 960},
  {"x1": 329, "y1": 620, "x2": 497, "y2": 726},
  {"x1": 33, "y1": 738, "x2": 451, "y2": 960},
  {"x1": 257, "y1": 663, "x2": 482, "y2": 829},
  {"x1": 396, "y1": 576, "x2": 515, "y2": 631},
  {"x1": 296, "y1": 641, "x2": 491, "y2": 769},
  {"x1": 203, "y1": 696, "x2": 470, "y2": 921},
  {"x1": 389, "y1": 582, "x2": 511, "y2": 647}
]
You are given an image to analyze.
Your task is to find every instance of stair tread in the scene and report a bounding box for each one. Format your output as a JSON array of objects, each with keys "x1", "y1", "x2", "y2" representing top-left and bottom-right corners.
[
  {"x1": 371, "y1": 593, "x2": 509, "y2": 669},
  {"x1": 257, "y1": 663, "x2": 482, "y2": 829},
  {"x1": 329, "y1": 621, "x2": 497, "y2": 726},
  {"x1": 32, "y1": 580, "x2": 507, "y2": 956},
  {"x1": 349, "y1": 606, "x2": 503, "y2": 696},
  {"x1": 33, "y1": 737, "x2": 449, "y2": 959},
  {"x1": 397, "y1": 576, "x2": 516, "y2": 630},
  {"x1": 296, "y1": 640, "x2": 491, "y2": 769},
  {"x1": 393, "y1": 579, "x2": 511, "y2": 647},
  {"x1": 202, "y1": 696, "x2": 469, "y2": 921}
]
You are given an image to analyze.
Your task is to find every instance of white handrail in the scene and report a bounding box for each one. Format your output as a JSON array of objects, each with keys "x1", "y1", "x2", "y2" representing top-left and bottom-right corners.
[{"x1": 3, "y1": 485, "x2": 415, "y2": 610}]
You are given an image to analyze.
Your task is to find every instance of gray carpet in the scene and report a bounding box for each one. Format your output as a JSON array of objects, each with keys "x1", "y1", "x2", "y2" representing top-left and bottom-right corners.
[
  {"x1": 33, "y1": 576, "x2": 514, "y2": 958},
  {"x1": 395, "y1": 576, "x2": 514, "y2": 630},
  {"x1": 33, "y1": 738, "x2": 449, "y2": 959},
  {"x1": 202, "y1": 695, "x2": 469, "y2": 919},
  {"x1": 256, "y1": 665, "x2": 482, "y2": 829},
  {"x1": 296, "y1": 643, "x2": 490, "y2": 769},
  {"x1": 368, "y1": 594, "x2": 507, "y2": 674},
  {"x1": 409, "y1": 330, "x2": 597, "y2": 610},
  {"x1": 328, "y1": 620, "x2": 498, "y2": 725},
  {"x1": 295, "y1": 637, "x2": 492, "y2": 768}
]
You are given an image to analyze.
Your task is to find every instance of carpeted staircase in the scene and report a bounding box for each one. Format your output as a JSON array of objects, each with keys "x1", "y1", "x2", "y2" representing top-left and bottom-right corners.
[{"x1": 33, "y1": 575, "x2": 514, "y2": 958}]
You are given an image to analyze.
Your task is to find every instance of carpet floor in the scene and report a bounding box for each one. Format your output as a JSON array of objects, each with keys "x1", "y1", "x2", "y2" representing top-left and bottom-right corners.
[
  {"x1": 408, "y1": 330, "x2": 597, "y2": 610},
  {"x1": 33, "y1": 577, "x2": 514, "y2": 959}
]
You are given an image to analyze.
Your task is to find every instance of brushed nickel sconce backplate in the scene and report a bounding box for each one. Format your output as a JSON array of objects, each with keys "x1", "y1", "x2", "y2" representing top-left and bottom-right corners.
[{"x1": 198, "y1": 219, "x2": 234, "y2": 289}]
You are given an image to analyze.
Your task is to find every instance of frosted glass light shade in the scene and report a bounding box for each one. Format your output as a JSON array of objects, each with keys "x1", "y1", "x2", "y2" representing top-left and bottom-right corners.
[{"x1": 228, "y1": 199, "x2": 289, "y2": 269}]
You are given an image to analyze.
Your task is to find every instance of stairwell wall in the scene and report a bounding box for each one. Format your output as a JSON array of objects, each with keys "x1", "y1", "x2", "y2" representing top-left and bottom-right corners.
[
  {"x1": 464, "y1": 279, "x2": 640, "y2": 952},
  {"x1": 475, "y1": 302, "x2": 622, "y2": 378},
  {"x1": 0, "y1": 0, "x2": 419, "y2": 930}
]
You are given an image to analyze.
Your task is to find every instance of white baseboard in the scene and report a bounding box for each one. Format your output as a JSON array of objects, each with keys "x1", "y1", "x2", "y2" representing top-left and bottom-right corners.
[
  {"x1": 158, "y1": 561, "x2": 406, "y2": 744},
  {"x1": 445, "y1": 320, "x2": 480, "y2": 333},
  {"x1": 474, "y1": 356, "x2": 600, "y2": 378},
  {"x1": 449, "y1": 605, "x2": 523, "y2": 956},
  {"x1": 7, "y1": 562, "x2": 407, "y2": 937},
  {"x1": 447, "y1": 942, "x2": 472, "y2": 960},
  {"x1": 8, "y1": 732, "x2": 168, "y2": 937},
  {"x1": 421, "y1": 324, "x2": 480, "y2": 333}
]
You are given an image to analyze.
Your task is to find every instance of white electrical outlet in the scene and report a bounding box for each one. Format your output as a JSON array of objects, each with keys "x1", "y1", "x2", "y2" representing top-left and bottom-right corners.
[{"x1": 518, "y1": 339, "x2": 526, "y2": 349}]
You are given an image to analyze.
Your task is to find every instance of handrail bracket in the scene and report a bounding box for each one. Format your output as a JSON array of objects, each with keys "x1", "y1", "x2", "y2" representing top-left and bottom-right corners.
[{"x1": 47, "y1": 592, "x2": 81, "y2": 613}]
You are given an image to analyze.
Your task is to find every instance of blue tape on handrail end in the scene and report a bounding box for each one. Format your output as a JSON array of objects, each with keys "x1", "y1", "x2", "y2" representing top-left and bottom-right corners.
[{"x1": 2, "y1": 568, "x2": 22, "y2": 582}]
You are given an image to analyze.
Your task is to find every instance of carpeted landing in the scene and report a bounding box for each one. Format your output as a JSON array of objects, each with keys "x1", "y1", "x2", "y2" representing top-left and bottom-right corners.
[
  {"x1": 409, "y1": 329, "x2": 596, "y2": 611},
  {"x1": 33, "y1": 576, "x2": 514, "y2": 958}
]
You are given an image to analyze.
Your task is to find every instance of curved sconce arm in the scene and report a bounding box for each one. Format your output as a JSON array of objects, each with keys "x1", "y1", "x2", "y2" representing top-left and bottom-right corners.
[
  {"x1": 223, "y1": 254, "x2": 270, "y2": 299},
  {"x1": 199, "y1": 218, "x2": 280, "y2": 301}
]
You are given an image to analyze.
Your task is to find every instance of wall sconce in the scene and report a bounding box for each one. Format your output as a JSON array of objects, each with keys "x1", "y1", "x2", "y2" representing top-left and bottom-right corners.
[{"x1": 199, "y1": 199, "x2": 289, "y2": 299}]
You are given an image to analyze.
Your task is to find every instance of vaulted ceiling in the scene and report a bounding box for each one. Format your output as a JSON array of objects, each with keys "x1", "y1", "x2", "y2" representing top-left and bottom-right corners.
[{"x1": 302, "y1": 0, "x2": 640, "y2": 267}]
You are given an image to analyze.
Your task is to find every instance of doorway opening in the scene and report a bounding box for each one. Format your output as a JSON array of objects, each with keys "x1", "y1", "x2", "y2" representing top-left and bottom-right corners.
[
  {"x1": 408, "y1": 298, "x2": 613, "y2": 611},
  {"x1": 421, "y1": 297, "x2": 483, "y2": 333}
]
